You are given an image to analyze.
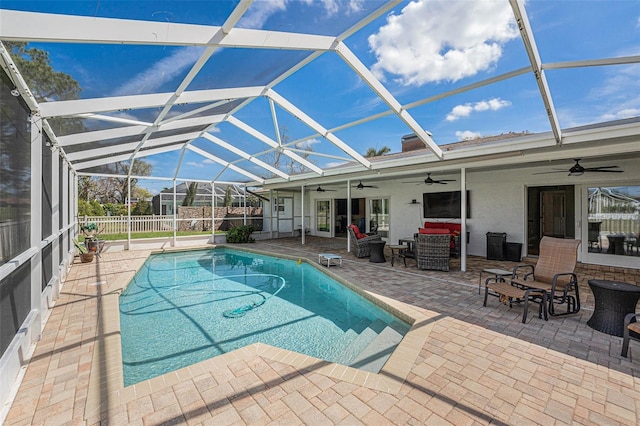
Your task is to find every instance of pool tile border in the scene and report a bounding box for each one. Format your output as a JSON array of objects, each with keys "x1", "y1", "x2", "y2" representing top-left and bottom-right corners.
[{"x1": 84, "y1": 245, "x2": 432, "y2": 419}]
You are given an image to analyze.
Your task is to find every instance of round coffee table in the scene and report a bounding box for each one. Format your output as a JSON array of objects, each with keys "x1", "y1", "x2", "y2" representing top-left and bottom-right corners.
[{"x1": 587, "y1": 279, "x2": 640, "y2": 336}]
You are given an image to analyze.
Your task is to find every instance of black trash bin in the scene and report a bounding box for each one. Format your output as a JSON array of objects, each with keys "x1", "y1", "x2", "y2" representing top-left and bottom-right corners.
[
  {"x1": 486, "y1": 232, "x2": 506, "y2": 260},
  {"x1": 506, "y1": 242, "x2": 522, "y2": 262}
]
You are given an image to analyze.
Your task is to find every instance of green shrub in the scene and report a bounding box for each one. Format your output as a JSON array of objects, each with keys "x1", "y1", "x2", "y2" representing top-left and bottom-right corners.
[{"x1": 226, "y1": 225, "x2": 255, "y2": 243}]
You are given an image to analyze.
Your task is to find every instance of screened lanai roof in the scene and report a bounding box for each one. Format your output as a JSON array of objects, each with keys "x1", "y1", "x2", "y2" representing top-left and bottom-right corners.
[{"x1": 1, "y1": 0, "x2": 639, "y2": 192}]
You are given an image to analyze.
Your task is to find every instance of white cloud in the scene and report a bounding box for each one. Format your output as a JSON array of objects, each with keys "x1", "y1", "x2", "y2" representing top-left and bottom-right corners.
[
  {"x1": 112, "y1": 47, "x2": 203, "y2": 96},
  {"x1": 455, "y1": 130, "x2": 481, "y2": 140},
  {"x1": 325, "y1": 161, "x2": 347, "y2": 168},
  {"x1": 369, "y1": 0, "x2": 518, "y2": 86},
  {"x1": 295, "y1": 138, "x2": 321, "y2": 149},
  {"x1": 601, "y1": 108, "x2": 640, "y2": 121},
  {"x1": 446, "y1": 98, "x2": 511, "y2": 121},
  {"x1": 595, "y1": 63, "x2": 640, "y2": 120},
  {"x1": 238, "y1": 0, "x2": 363, "y2": 28},
  {"x1": 186, "y1": 161, "x2": 205, "y2": 168},
  {"x1": 238, "y1": 0, "x2": 287, "y2": 28}
]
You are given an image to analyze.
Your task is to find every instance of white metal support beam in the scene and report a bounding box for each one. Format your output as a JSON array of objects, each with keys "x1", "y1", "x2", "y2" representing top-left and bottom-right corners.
[
  {"x1": 335, "y1": 41, "x2": 442, "y2": 159},
  {"x1": 0, "y1": 9, "x2": 336, "y2": 51},
  {"x1": 202, "y1": 133, "x2": 289, "y2": 180},
  {"x1": 510, "y1": 0, "x2": 561, "y2": 144},
  {"x1": 187, "y1": 145, "x2": 264, "y2": 183},
  {"x1": 226, "y1": 116, "x2": 324, "y2": 175},
  {"x1": 38, "y1": 87, "x2": 264, "y2": 119},
  {"x1": 73, "y1": 144, "x2": 183, "y2": 170},
  {"x1": 66, "y1": 131, "x2": 202, "y2": 162},
  {"x1": 266, "y1": 89, "x2": 372, "y2": 169}
]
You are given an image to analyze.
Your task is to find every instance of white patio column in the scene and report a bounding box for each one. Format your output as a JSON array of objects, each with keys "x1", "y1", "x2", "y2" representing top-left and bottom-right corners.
[
  {"x1": 301, "y1": 184, "x2": 305, "y2": 245},
  {"x1": 127, "y1": 177, "x2": 131, "y2": 250},
  {"x1": 347, "y1": 179, "x2": 351, "y2": 253},
  {"x1": 30, "y1": 113, "x2": 43, "y2": 338},
  {"x1": 243, "y1": 185, "x2": 247, "y2": 225},
  {"x1": 276, "y1": 190, "x2": 280, "y2": 235},
  {"x1": 461, "y1": 168, "x2": 467, "y2": 272},
  {"x1": 211, "y1": 182, "x2": 215, "y2": 239},
  {"x1": 172, "y1": 180, "x2": 177, "y2": 246},
  {"x1": 269, "y1": 189, "x2": 273, "y2": 239}
]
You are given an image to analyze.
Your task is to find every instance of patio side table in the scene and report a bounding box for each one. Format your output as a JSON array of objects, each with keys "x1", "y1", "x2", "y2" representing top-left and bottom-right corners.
[
  {"x1": 587, "y1": 280, "x2": 640, "y2": 337},
  {"x1": 369, "y1": 240, "x2": 386, "y2": 263},
  {"x1": 388, "y1": 244, "x2": 407, "y2": 267}
]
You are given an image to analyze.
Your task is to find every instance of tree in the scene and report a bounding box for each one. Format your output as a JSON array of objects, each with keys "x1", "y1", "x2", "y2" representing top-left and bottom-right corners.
[
  {"x1": 102, "y1": 203, "x2": 127, "y2": 216},
  {"x1": 182, "y1": 182, "x2": 198, "y2": 206},
  {"x1": 364, "y1": 146, "x2": 391, "y2": 157},
  {"x1": 92, "y1": 160, "x2": 153, "y2": 204},
  {"x1": 223, "y1": 186, "x2": 233, "y2": 207},
  {"x1": 77, "y1": 199, "x2": 104, "y2": 216},
  {"x1": 4, "y1": 42, "x2": 81, "y2": 102},
  {"x1": 90, "y1": 200, "x2": 105, "y2": 216},
  {"x1": 77, "y1": 176, "x2": 96, "y2": 201},
  {"x1": 4, "y1": 41, "x2": 84, "y2": 136},
  {"x1": 131, "y1": 199, "x2": 153, "y2": 215},
  {"x1": 263, "y1": 125, "x2": 316, "y2": 177}
]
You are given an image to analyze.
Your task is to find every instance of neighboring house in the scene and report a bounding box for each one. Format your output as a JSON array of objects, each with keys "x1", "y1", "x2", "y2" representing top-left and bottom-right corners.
[{"x1": 152, "y1": 182, "x2": 246, "y2": 215}]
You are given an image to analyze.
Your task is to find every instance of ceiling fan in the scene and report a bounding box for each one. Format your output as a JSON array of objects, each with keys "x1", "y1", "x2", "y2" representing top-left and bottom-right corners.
[
  {"x1": 403, "y1": 173, "x2": 456, "y2": 185},
  {"x1": 352, "y1": 180, "x2": 378, "y2": 190},
  {"x1": 315, "y1": 186, "x2": 336, "y2": 192},
  {"x1": 537, "y1": 159, "x2": 623, "y2": 176}
]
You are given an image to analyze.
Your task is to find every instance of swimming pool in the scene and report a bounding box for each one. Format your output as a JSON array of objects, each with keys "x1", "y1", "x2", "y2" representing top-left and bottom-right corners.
[{"x1": 119, "y1": 248, "x2": 410, "y2": 386}]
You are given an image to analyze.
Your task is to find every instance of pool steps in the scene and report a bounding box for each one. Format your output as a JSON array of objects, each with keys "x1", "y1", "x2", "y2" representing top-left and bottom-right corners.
[
  {"x1": 349, "y1": 321, "x2": 406, "y2": 373},
  {"x1": 333, "y1": 318, "x2": 408, "y2": 373},
  {"x1": 324, "y1": 317, "x2": 371, "y2": 360}
]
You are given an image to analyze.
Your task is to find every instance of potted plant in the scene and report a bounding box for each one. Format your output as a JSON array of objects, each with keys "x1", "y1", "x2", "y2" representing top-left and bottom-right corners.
[
  {"x1": 74, "y1": 239, "x2": 94, "y2": 263},
  {"x1": 80, "y1": 222, "x2": 102, "y2": 253}
]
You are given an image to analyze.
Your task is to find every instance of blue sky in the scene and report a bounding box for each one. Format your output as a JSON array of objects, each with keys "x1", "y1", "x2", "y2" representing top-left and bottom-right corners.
[{"x1": 2, "y1": 0, "x2": 639, "y2": 194}]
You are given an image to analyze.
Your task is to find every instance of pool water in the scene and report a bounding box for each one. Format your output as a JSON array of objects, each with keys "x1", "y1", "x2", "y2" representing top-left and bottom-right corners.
[{"x1": 119, "y1": 248, "x2": 410, "y2": 386}]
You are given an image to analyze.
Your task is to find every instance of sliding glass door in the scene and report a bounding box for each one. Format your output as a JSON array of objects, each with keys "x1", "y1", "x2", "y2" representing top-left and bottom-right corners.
[
  {"x1": 316, "y1": 199, "x2": 332, "y2": 237},
  {"x1": 369, "y1": 198, "x2": 389, "y2": 238}
]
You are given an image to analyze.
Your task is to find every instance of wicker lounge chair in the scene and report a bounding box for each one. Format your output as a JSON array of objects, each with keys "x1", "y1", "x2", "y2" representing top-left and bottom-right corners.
[
  {"x1": 511, "y1": 236, "x2": 581, "y2": 317},
  {"x1": 347, "y1": 225, "x2": 382, "y2": 258},
  {"x1": 622, "y1": 313, "x2": 640, "y2": 358},
  {"x1": 414, "y1": 233, "x2": 450, "y2": 271}
]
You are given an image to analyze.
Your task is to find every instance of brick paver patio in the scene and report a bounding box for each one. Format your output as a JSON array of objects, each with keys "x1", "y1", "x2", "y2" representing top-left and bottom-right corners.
[{"x1": 3, "y1": 237, "x2": 640, "y2": 425}]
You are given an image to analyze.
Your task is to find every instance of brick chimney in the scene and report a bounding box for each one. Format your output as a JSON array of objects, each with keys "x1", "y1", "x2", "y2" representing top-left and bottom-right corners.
[{"x1": 400, "y1": 133, "x2": 424, "y2": 153}]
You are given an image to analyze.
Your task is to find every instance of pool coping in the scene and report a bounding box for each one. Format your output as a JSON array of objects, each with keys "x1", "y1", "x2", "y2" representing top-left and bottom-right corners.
[{"x1": 84, "y1": 245, "x2": 436, "y2": 419}]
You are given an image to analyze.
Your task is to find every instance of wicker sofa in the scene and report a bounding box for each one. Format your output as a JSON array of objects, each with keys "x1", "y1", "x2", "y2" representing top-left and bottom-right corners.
[
  {"x1": 347, "y1": 225, "x2": 382, "y2": 258},
  {"x1": 419, "y1": 221, "x2": 462, "y2": 257},
  {"x1": 414, "y1": 233, "x2": 451, "y2": 271}
]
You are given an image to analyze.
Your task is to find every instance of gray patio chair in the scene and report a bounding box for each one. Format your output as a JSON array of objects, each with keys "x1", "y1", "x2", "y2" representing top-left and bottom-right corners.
[
  {"x1": 347, "y1": 226, "x2": 381, "y2": 258},
  {"x1": 414, "y1": 233, "x2": 450, "y2": 272}
]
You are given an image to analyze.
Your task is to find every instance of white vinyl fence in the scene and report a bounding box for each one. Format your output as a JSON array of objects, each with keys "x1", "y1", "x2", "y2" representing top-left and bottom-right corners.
[
  {"x1": 589, "y1": 213, "x2": 639, "y2": 235},
  {"x1": 79, "y1": 214, "x2": 262, "y2": 235},
  {"x1": 79, "y1": 215, "x2": 174, "y2": 234}
]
